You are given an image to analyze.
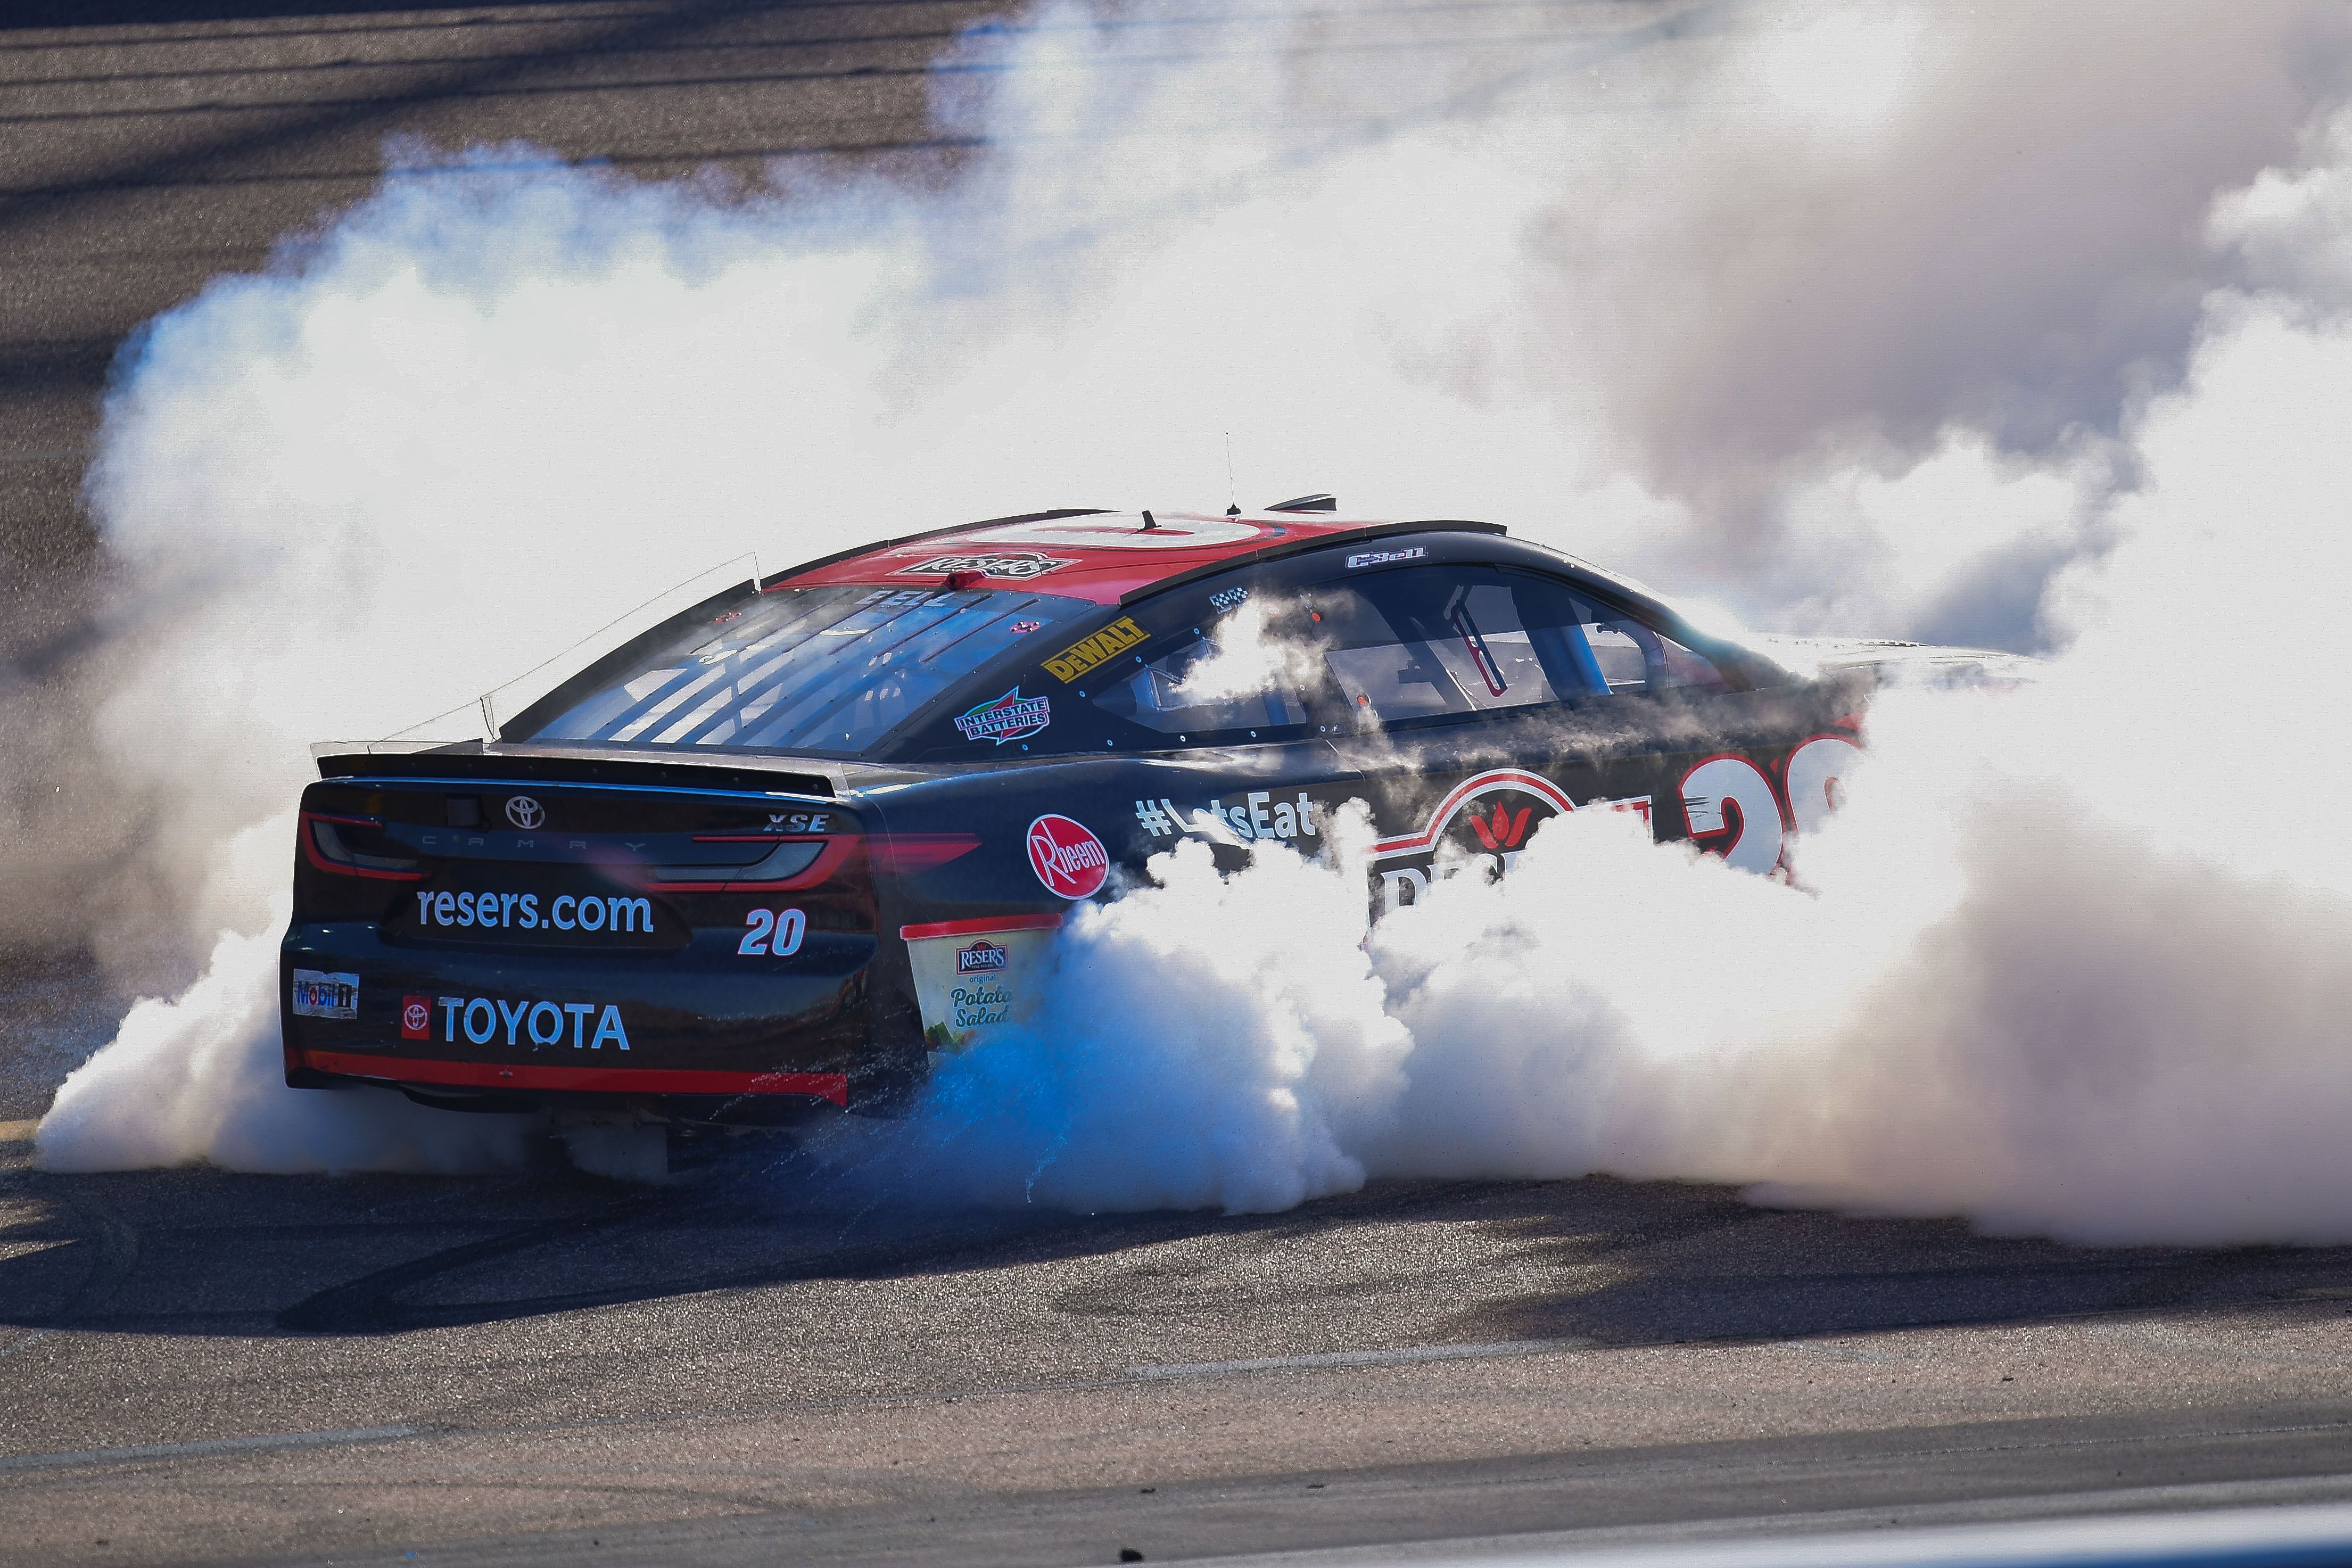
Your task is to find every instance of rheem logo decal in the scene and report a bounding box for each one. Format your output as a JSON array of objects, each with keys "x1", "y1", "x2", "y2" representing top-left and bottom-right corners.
[{"x1": 1027, "y1": 814, "x2": 1109, "y2": 900}]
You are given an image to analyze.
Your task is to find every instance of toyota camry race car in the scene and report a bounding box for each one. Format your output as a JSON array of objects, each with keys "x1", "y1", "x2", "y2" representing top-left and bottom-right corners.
[{"x1": 282, "y1": 501, "x2": 2019, "y2": 1124}]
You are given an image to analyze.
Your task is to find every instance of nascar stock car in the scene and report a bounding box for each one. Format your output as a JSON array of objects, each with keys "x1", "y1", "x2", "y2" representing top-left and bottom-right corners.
[{"x1": 283, "y1": 501, "x2": 2020, "y2": 1124}]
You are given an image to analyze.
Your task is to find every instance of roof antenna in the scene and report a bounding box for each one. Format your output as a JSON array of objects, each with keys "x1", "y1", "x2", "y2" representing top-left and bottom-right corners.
[
  {"x1": 1225, "y1": 433, "x2": 1240, "y2": 517},
  {"x1": 1141, "y1": 508, "x2": 1158, "y2": 530}
]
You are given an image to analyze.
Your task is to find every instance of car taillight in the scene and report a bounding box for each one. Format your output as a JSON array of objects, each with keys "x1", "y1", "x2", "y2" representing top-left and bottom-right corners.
[
  {"x1": 646, "y1": 836, "x2": 856, "y2": 893},
  {"x1": 865, "y1": 834, "x2": 982, "y2": 873},
  {"x1": 300, "y1": 814, "x2": 425, "y2": 881},
  {"x1": 651, "y1": 838, "x2": 829, "y2": 886},
  {"x1": 643, "y1": 833, "x2": 977, "y2": 892}
]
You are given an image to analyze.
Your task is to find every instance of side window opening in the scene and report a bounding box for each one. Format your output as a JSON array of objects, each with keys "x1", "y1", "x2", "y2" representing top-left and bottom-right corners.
[
  {"x1": 1090, "y1": 604, "x2": 1313, "y2": 736},
  {"x1": 1583, "y1": 617, "x2": 1724, "y2": 694},
  {"x1": 1308, "y1": 566, "x2": 1727, "y2": 728},
  {"x1": 1069, "y1": 562, "x2": 1730, "y2": 744}
]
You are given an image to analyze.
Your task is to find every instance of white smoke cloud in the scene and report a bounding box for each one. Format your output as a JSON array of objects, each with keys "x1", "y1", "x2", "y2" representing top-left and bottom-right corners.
[
  {"x1": 857, "y1": 815, "x2": 1408, "y2": 1215},
  {"x1": 2211, "y1": 103, "x2": 2352, "y2": 314},
  {"x1": 35, "y1": 911, "x2": 536, "y2": 1174},
  {"x1": 1168, "y1": 598, "x2": 1325, "y2": 705},
  {"x1": 849, "y1": 250, "x2": 2352, "y2": 1242},
  {"x1": 31, "y1": 0, "x2": 2352, "y2": 1238}
]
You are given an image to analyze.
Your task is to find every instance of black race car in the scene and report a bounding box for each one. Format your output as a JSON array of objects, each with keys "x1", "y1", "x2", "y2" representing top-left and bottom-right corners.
[{"x1": 283, "y1": 503, "x2": 2014, "y2": 1123}]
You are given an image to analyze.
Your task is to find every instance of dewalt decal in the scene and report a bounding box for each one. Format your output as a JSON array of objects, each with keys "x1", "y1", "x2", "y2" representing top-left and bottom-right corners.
[{"x1": 1043, "y1": 616, "x2": 1150, "y2": 683}]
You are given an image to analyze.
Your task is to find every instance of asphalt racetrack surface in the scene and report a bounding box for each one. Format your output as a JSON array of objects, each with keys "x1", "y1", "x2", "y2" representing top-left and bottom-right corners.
[
  {"x1": 8, "y1": 5, "x2": 2352, "y2": 1567},
  {"x1": 11, "y1": 1123, "x2": 2352, "y2": 1568}
]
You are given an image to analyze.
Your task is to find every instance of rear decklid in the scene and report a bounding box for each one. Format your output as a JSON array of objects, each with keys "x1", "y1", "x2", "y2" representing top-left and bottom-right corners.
[{"x1": 284, "y1": 762, "x2": 888, "y2": 1109}]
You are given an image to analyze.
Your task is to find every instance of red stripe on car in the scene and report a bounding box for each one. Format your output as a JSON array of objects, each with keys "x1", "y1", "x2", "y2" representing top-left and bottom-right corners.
[{"x1": 295, "y1": 1050, "x2": 849, "y2": 1106}]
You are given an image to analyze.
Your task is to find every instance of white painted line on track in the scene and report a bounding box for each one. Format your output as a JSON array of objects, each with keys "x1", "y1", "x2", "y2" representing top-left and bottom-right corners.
[
  {"x1": 1164, "y1": 1496, "x2": 2352, "y2": 1568},
  {"x1": 1128, "y1": 1338, "x2": 1595, "y2": 1380},
  {"x1": 0, "y1": 1423, "x2": 426, "y2": 1475}
]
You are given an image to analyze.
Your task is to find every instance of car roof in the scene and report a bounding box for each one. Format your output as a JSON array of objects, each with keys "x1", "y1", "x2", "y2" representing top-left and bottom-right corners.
[{"x1": 774, "y1": 509, "x2": 1423, "y2": 606}]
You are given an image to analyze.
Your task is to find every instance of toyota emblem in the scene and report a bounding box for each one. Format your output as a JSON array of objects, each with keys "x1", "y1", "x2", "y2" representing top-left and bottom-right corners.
[{"x1": 504, "y1": 795, "x2": 545, "y2": 830}]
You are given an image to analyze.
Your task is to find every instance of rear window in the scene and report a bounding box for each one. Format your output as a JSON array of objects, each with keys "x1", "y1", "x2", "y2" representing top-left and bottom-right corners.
[{"x1": 517, "y1": 584, "x2": 1089, "y2": 756}]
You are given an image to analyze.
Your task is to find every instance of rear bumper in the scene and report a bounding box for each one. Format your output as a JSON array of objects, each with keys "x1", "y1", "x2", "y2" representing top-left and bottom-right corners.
[{"x1": 280, "y1": 919, "x2": 907, "y2": 1115}]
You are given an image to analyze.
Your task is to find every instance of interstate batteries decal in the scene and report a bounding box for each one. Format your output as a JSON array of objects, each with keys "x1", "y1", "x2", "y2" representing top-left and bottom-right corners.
[{"x1": 954, "y1": 688, "x2": 1052, "y2": 745}]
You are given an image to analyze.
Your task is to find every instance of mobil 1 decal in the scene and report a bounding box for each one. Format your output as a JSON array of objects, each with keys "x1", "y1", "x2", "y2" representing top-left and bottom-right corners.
[{"x1": 1371, "y1": 769, "x2": 1655, "y2": 912}]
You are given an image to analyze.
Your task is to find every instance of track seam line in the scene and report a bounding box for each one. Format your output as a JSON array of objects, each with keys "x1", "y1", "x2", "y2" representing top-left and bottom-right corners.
[{"x1": 0, "y1": 1423, "x2": 428, "y2": 1475}]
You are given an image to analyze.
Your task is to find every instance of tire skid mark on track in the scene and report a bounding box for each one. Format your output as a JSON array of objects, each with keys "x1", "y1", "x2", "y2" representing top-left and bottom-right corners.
[
  {"x1": 0, "y1": 1186, "x2": 138, "y2": 1363},
  {"x1": 0, "y1": 0, "x2": 937, "y2": 237},
  {"x1": 277, "y1": 1192, "x2": 672, "y2": 1333},
  {"x1": 1128, "y1": 1338, "x2": 1598, "y2": 1379},
  {"x1": 270, "y1": 1169, "x2": 2352, "y2": 1343},
  {"x1": 273, "y1": 1190, "x2": 1153, "y2": 1334},
  {"x1": 52, "y1": 1187, "x2": 138, "y2": 1322},
  {"x1": 0, "y1": 1422, "x2": 428, "y2": 1476},
  {"x1": 2106, "y1": 1247, "x2": 2307, "y2": 1313}
]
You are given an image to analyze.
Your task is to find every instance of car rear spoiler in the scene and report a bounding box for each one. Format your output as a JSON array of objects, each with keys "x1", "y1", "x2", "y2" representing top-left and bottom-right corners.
[{"x1": 310, "y1": 744, "x2": 836, "y2": 798}]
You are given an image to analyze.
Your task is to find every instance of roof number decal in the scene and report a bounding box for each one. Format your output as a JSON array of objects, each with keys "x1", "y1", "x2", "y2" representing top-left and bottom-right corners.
[{"x1": 961, "y1": 515, "x2": 1262, "y2": 551}]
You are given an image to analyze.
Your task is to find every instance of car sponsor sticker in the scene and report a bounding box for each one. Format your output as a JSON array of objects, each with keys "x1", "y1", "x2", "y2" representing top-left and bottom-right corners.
[
  {"x1": 401, "y1": 994, "x2": 432, "y2": 1040},
  {"x1": 1135, "y1": 789, "x2": 1325, "y2": 844},
  {"x1": 290, "y1": 970, "x2": 360, "y2": 1020},
  {"x1": 504, "y1": 796, "x2": 546, "y2": 829},
  {"x1": 1367, "y1": 768, "x2": 1653, "y2": 911},
  {"x1": 898, "y1": 914, "x2": 1063, "y2": 1052},
  {"x1": 432, "y1": 994, "x2": 631, "y2": 1050},
  {"x1": 949, "y1": 980, "x2": 1011, "y2": 1030},
  {"x1": 955, "y1": 687, "x2": 1052, "y2": 745},
  {"x1": 1027, "y1": 814, "x2": 1109, "y2": 899},
  {"x1": 1043, "y1": 616, "x2": 1150, "y2": 683},
  {"x1": 1346, "y1": 546, "x2": 1425, "y2": 569},
  {"x1": 901, "y1": 551, "x2": 1072, "y2": 581},
  {"x1": 412, "y1": 889, "x2": 656, "y2": 936}
]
